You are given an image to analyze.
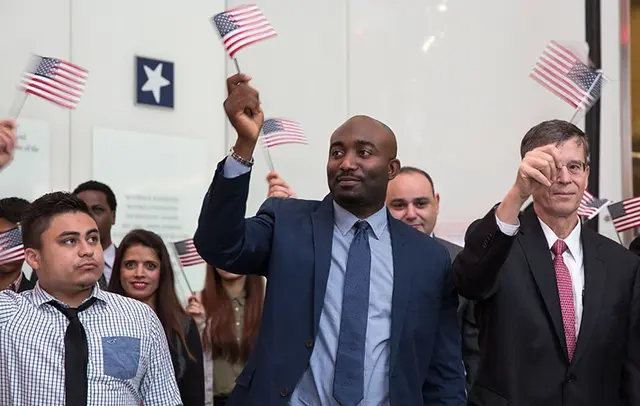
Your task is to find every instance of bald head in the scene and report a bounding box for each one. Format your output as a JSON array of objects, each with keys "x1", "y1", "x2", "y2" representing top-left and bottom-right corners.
[
  {"x1": 327, "y1": 115, "x2": 401, "y2": 218},
  {"x1": 334, "y1": 115, "x2": 398, "y2": 159}
]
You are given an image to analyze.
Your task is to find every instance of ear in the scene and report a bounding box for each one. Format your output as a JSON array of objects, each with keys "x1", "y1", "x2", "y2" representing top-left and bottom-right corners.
[
  {"x1": 111, "y1": 211, "x2": 116, "y2": 225},
  {"x1": 435, "y1": 192, "x2": 441, "y2": 211},
  {"x1": 24, "y1": 248, "x2": 42, "y2": 272},
  {"x1": 388, "y1": 159, "x2": 401, "y2": 180},
  {"x1": 584, "y1": 166, "x2": 590, "y2": 190}
]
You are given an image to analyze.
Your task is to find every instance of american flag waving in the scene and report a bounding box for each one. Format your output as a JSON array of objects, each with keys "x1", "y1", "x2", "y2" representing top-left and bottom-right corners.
[
  {"x1": 172, "y1": 238, "x2": 205, "y2": 267},
  {"x1": 0, "y1": 227, "x2": 24, "y2": 266},
  {"x1": 212, "y1": 4, "x2": 277, "y2": 59},
  {"x1": 577, "y1": 191, "x2": 610, "y2": 220},
  {"x1": 261, "y1": 118, "x2": 307, "y2": 148},
  {"x1": 20, "y1": 55, "x2": 88, "y2": 109},
  {"x1": 530, "y1": 41, "x2": 603, "y2": 111},
  {"x1": 607, "y1": 196, "x2": 640, "y2": 233}
]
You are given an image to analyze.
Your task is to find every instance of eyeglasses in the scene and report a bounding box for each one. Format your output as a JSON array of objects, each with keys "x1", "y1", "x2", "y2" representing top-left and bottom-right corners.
[{"x1": 558, "y1": 161, "x2": 587, "y2": 175}]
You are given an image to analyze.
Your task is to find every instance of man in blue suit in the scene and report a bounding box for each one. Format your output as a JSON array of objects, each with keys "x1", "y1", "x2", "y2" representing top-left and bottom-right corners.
[{"x1": 194, "y1": 73, "x2": 466, "y2": 406}]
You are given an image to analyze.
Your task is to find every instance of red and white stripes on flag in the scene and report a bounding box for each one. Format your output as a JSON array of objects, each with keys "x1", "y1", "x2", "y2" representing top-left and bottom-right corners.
[
  {"x1": 20, "y1": 55, "x2": 88, "y2": 109},
  {"x1": 0, "y1": 227, "x2": 24, "y2": 267},
  {"x1": 212, "y1": 4, "x2": 277, "y2": 59},
  {"x1": 607, "y1": 196, "x2": 640, "y2": 233},
  {"x1": 530, "y1": 41, "x2": 603, "y2": 111},
  {"x1": 261, "y1": 118, "x2": 307, "y2": 148},
  {"x1": 577, "y1": 191, "x2": 610, "y2": 220},
  {"x1": 172, "y1": 238, "x2": 205, "y2": 267}
]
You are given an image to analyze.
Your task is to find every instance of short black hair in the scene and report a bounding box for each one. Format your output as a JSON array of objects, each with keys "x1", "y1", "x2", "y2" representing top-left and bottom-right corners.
[
  {"x1": 398, "y1": 166, "x2": 435, "y2": 193},
  {"x1": 520, "y1": 120, "x2": 590, "y2": 163},
  {"x1": 73, "y1": 180, "x2": 117, "y2": 212},
  {"x1": 21, "y1": 192, "x2": 91, "y2": 250},
  {"x1": 0, "y1": 197, "x2": 31, "y2": 224}
]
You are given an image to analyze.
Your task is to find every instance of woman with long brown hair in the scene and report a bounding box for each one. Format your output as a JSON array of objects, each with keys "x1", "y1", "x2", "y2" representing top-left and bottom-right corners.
[
  {"x1": 186, "y1": 265, "x2": 265, "y2": 406},
  {"x1": 109, "y1": 229, "x2": 204, "y2": 406}
]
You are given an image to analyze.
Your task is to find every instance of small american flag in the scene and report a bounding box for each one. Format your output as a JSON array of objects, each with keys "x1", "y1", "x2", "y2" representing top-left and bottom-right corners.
[
  {"x1": 0, "y1": 227, "x2": 24, "y2": 266},
  {"x1": 607, "y1": 196, "x2": 640, "y2": 233},
  {"x1": 577, "y1": 191, "x2": 610, "y2": 220},
  {"x1": 530, "y1": 41, "x2": 603, "y2": 111},
  {"x1": 20, "y1": 55, "x2": 88, "y2": 109},
  {"x1": 261, "y1": 118, "x2": 307, "y2": 148},
  {"x1": 212, "y1": 4, "x2": 277, "y2": 59},
  {"x1": 173, "y1": 238, "x2": 205, "y2": 267}
]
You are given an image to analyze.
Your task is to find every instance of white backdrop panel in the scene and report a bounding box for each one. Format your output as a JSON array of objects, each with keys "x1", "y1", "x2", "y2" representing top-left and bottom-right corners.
[
  {"x1": 93, "y1": 128, "x2": 215, "y2": 297},
  {"x1": 348, "y1": 0, "x2": 585, "y2": 243}
]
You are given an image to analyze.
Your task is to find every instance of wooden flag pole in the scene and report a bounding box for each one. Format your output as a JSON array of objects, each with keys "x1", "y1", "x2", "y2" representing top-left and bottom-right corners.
[{"x1": 232, "y1": 57, "x2": 276, "y2": 173}]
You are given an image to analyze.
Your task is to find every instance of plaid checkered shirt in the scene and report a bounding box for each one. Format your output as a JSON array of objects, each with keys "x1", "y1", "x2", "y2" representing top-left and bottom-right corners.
[{"x1": 0, "y1": 283, "x2": 182, "y2": 405}]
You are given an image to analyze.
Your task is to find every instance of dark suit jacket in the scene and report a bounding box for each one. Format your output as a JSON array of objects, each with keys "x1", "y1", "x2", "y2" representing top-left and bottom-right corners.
[
  {"x1": 17, "y1": 273, "x2": 35, "y2": 293},
  {"x1": 435, "y1": 237, "x2": 480, "y2": 398},
  {"x1": 453, "y1": 208, "x2": 640, "y2": 406},
  {"x1": 193, "y1": 159, "x2": 466, "y2": 406}
]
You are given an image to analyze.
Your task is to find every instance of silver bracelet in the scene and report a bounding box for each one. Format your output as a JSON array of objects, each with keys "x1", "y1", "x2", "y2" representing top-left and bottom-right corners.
[{"x1": 229, "y1": 147, "x2": 254, "y2": 167}]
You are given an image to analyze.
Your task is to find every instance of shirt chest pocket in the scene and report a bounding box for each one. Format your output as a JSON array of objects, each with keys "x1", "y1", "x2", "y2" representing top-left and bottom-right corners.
[{"x1": 102, "y1": 336, "x2": 141, "y2": 380}]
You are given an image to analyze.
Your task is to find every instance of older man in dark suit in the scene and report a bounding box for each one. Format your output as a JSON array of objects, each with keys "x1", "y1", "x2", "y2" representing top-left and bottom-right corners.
[{"x1": 454, "y1": 120, "x2": 640, "y2": 405}]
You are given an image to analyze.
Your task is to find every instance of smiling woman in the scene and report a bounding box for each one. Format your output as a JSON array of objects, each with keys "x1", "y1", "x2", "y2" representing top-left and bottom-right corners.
[{"x1": 108, "y1": 228, "x2": 205, "y2": 406}]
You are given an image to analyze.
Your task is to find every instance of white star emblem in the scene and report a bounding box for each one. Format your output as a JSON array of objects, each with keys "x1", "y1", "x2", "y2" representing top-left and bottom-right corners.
[{"x1": 141, "y1": 63, "x2": 170, "y2": 104}]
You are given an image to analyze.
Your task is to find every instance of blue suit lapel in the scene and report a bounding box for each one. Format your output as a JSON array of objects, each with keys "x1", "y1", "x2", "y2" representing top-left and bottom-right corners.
[
  {"x1": 387, "y1": 213, "x2": 414, "y2": 373},
  {"x1": 311, "y1": 194, "x2": 335, "y2": 337}
]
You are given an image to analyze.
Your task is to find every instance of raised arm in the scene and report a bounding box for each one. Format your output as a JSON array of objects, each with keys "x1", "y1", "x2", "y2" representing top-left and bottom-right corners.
[
  {"x1": 193, "y1": 73, "x2": 275, "y2": 276},
  {"x1": 453, "y1": 145, "x2": 561, "y2": 300}
]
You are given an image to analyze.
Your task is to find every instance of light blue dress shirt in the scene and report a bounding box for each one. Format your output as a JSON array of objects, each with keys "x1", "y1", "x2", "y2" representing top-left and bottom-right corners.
[{"x1": 222, "y1": 156, "x2": 394, "y2": 406}]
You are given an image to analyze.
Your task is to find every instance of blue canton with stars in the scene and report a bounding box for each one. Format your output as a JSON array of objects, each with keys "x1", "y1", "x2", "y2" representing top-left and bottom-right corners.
[
  {"x1": 567, "y1": 60, "x2": 603, "y2": 102},
  {"x1": 33, "y1": 57, "x2": 58, "y2": 79},
  {"x1": 213, "y1": 13, "x2": 239, "y2": 37},
  {"x1": 262, "y1": 119, "x2": 285, "y2": 135}
]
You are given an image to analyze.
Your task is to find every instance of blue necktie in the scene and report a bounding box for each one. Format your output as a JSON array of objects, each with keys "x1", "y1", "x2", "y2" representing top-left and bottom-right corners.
[{"x1": 333, "y1": 220, "x2": 371, "y2": 406}]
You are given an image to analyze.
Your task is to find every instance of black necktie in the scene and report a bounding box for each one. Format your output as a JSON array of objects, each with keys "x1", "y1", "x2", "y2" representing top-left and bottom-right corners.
[
  {"x1": 97, "y1": 273, "x2": 107, "y2": 290},
  {"x1": 49, "y1": 297, "x2": 97, "y2": 406}
]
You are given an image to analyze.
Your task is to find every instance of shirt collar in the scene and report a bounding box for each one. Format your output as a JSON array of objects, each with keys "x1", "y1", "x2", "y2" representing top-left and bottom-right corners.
[
  {"x1": 332, "y1": 201, "x2": 388, "y2": 239},
  {"x1": 7, "y1": 272, "x2": 23, "y2": 293},
  {"x1": 31, "y1": 281, "x2": 109, "y2": 308},
  {"x1": 537, "y1": 217, "x2": 582, "y2": 260},
  {"x1": 103, "y1": 244, "x2": 116, "y2": 269}
]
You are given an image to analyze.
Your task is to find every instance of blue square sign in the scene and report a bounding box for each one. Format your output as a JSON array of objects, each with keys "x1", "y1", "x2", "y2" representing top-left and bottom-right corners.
[{"x1": 136, "y1": 56, "x2": 174, "y2": 108}]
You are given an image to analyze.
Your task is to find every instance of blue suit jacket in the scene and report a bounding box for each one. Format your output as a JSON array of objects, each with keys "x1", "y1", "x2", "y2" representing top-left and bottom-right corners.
[{"x1": 194, "y1": 160, "x2": 466, "y2": 406}]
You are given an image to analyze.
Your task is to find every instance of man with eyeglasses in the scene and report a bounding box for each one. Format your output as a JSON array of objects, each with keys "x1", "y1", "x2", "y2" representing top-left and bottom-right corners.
[{"x1": 453, "y1": 120, "x2": 640, "y2": 405}]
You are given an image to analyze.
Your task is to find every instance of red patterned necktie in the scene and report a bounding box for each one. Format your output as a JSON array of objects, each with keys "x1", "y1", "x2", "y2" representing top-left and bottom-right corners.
[{"x1": 551, "y1": 239, "x2": 576, "y2": 362}]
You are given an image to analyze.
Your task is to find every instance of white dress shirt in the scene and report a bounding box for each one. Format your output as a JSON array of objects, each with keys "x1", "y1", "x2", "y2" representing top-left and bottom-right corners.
[
  {"x1": 495, "y1": 215, "x2": 584, "y2": 335},
  {"x1": 103, "y1": 244, "x2": 116, "y2": 283}
]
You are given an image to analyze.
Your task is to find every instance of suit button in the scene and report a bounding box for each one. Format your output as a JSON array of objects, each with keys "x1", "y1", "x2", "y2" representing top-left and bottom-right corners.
[
  {"x1": 565, "y1": 373, "x2": 576, "y2": 383},
  {"x1": 280, "y1": 388, "x2": 290, "y2": 397},
  {"x1": 305, "y1": 339, "x2": 314, "y2": 348}
]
